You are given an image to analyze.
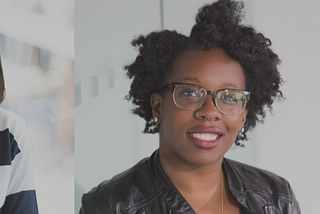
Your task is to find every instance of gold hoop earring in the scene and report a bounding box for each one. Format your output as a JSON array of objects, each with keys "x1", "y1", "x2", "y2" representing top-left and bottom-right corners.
[
  {"x1": 154, "y1": 117, "x2": 159, "y2": 123},
  {"x1": 195, "y1": 111, "x2": 215, "y2": 122},
  {"x1": 239, "y1": 127, "x2": 244, "y2": 133},
  {"x1": 195, "y1": 111, "x2": 207, "y2": 121}
]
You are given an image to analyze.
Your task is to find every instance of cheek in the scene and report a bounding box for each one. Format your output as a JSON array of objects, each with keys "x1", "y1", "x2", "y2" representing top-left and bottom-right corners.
[
  {"x1": 224, "y1": 114, "x2": 245, "y2": 135},
  {"x1": 160, "y1": 98, "x2": 192, "y2": 141},
  {"x1": 161, "y1": 94, "x2": 184, "y2": 123},
  {"x1": 161, "y1": 107, "x2": 188, "y2": 133}
]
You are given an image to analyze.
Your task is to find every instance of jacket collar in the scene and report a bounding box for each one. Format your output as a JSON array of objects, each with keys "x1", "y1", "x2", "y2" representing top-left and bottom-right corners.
[
  {"x1": 147, "y1": 150, "x2": 248, "y2": 212},
  {"x1": 222, "y1": 158, "x2": 248, "y2": 208},
  {"x1": 148, "y1": 150, "x2": 195, "y2": 213}
]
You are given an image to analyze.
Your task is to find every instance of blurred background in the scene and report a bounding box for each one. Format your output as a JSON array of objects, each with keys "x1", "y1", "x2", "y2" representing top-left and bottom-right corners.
[
  {"x1": 0, "y1": 0, "x2": 74, "y2": 213},
  {"x1": 74, "y1": 0, "x2": 320, "y2": 213}
]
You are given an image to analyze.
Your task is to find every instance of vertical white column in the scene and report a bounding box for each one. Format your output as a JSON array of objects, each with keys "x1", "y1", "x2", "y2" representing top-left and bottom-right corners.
[{"x1": 75, "y1": 0, "x2": 161, "y2": 212}]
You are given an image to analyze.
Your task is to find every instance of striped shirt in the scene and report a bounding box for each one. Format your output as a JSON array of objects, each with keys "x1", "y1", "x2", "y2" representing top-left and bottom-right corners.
[{"x1": 0, "y1": 107, "x2": 38, "y2": 213}]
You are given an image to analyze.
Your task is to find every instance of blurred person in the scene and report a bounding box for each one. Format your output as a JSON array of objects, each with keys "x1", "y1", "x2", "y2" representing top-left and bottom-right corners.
[
  {"x1": 80, "y1": 0, "x2": 300, "y2": 213},
  {"x1": 0, "y1": 53, "x2": 38, "y2": 213}
]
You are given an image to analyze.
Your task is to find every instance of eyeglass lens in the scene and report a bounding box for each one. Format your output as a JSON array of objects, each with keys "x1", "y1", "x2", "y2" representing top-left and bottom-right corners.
[{"x1": 173, "y1": 85, "x2": 247, "y2": 115}]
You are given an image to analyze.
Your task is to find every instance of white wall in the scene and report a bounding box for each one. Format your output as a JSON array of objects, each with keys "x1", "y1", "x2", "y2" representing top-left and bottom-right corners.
[
  {"x1": 74, "y1": 0, "x2": 161, "y2": 212},
  {"x1": 75, "y1": 0, "x2": 320, "y2": 213}
]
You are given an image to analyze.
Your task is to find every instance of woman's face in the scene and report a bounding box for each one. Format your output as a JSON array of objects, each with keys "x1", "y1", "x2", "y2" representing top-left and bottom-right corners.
[{"x1": 151, "y1": 48, "x2": 248, "y2": 169}]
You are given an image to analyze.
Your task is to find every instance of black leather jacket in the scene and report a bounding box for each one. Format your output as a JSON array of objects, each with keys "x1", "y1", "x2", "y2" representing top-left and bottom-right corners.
[{"x1": 80, "y1": 150, "x2": 300, "y2": 214}]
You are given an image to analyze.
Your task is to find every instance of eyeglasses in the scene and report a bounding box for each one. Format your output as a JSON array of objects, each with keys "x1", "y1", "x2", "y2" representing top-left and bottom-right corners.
[{"x1": 161, "y1": 82, "x2": 250, "y2": 115}]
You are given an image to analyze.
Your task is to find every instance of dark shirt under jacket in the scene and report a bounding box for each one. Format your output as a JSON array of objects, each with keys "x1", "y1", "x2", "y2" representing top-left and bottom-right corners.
[{"x1": 80, "y1": 150, "x2": 300, "y2": 214}]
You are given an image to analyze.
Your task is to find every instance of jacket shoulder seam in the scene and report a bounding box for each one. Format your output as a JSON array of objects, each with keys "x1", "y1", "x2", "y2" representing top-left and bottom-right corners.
[{"x1": 245, "y1": 189, "x2": 292, "y2": 202}]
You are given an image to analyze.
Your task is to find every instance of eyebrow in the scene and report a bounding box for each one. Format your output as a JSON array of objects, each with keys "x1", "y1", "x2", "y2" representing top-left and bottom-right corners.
[
  {"x1": 182, "y1": 77, "x2": 240, "y2": 88},
  {"x1": 180, "y1": 76, "x2": 243, "y2": 91},
  {"x1": 221, "y1": 82, "x2": 240, "y2": 88},
  {"x1": 182, "y1": 76, "x2": 201, "y2": 83}
]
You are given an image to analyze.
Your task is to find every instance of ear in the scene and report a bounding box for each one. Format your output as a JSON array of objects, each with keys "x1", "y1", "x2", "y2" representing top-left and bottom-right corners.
[
  {"x1": 240, "y1": 107, "x2": 248, "y2": 131},
  {"x1": 150, "y1": 92, "x2": 163, "y2": 122}
]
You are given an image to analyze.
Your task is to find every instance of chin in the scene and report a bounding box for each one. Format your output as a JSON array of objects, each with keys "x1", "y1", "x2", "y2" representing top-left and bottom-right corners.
[{"x1": 185, "y1": 151, "x2": 223, "y2": 168}]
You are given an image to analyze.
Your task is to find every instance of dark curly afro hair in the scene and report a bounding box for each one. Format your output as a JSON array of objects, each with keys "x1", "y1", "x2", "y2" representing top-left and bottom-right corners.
[{"x1": 125, "y1": 0, "x2": 283, "y2": 146}]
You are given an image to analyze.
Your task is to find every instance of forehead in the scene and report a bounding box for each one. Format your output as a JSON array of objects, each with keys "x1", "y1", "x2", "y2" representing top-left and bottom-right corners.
[{"x1": 167, "y1": 48, "x2": 245, "y2": 89}]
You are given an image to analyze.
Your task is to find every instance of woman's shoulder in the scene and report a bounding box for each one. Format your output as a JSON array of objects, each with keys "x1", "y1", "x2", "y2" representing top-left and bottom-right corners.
[
  {"x1": 224, "y1": 158, "x2": 294, "y2": 199},
  {"x1": 81, "y1": 157, "x2": 155, "y2": 213},
  {"x1": 0, "y1": 107, "x2": 28, "y2": 132},
  {"x1": 224, "y1": 158, "x2": 300, "y2": 213},
  {"x1": 0, "y1": 107, "x2": 31, "y2": 150}
]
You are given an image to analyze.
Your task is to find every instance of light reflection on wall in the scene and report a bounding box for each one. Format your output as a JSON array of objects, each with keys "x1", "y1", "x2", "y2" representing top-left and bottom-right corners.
[{"x1": 0, "y1": 1, "x2": 74, "y2": 214}]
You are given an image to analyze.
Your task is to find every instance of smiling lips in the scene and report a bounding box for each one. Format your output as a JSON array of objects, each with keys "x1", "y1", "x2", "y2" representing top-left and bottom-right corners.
[
  {"x1": 190, "y1": 133, "x2": 218, "y2": 141},
  {"x1": 187, "y1": 126, "x2": 224, "y2": 149}
]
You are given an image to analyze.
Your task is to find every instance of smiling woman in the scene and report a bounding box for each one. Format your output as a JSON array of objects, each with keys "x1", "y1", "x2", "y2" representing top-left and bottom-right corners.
[{"x1": 79, "y1": 0, "x2": 300, "y2": 213}]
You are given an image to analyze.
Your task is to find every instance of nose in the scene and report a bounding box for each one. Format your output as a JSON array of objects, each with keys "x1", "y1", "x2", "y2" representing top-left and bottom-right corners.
[{"x1": 196, "y1": 93, "x2": 222, "y2": 121}]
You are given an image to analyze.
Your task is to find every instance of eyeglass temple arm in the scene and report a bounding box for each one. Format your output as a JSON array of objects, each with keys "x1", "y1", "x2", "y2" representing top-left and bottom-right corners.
[{"x1": 244, "y1": 91, "x2": 250, "y2": 101}]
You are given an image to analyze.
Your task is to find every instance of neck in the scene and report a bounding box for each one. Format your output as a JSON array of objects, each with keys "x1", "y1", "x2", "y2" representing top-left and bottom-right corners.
[{"x1": 159, "y1": 148, "x2": 223, "y2": 195}]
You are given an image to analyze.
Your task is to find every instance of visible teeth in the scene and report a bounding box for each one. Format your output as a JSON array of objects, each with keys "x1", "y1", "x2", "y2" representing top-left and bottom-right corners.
[{"x1": 190, "y1": 133, "x2": 218, "y2": 141}]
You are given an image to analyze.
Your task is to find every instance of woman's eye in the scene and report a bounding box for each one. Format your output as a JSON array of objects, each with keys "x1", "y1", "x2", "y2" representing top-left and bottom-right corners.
[
  {"x1": 179, "y1": 89, "x2": 199, "y2": 97},
  {"x1": 220, "y1": 95, "x2": 238, "y2": 103}
]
